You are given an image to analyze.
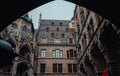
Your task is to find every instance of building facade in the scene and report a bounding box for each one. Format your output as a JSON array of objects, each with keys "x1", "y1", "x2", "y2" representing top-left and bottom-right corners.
[
  {"x1": 72, "y1": 5, "x2": 120, "y2": 76},
  {"x1": 0, "y1": 14, "x2": 36, "y2": 76},
  {"x1": 35, "y1": 15, "x2": 78, "y2": 76}
]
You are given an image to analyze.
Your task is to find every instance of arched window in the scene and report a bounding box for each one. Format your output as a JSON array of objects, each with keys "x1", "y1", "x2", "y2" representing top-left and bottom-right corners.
[
  {"x1": 11, "y1": 23, "x2": 18, "y2": 36},
  {"x1": 80, "y1": 11, "x2": 85, "y2": 23},
  {"x1": 21, "y1": 26, "x2": 27, "y2": 40}
]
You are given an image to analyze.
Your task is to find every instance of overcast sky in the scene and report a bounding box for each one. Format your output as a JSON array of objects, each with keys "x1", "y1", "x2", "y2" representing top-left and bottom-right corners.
[{"x1": 28, "y1": 0, "x2": 75, "y2": 29}]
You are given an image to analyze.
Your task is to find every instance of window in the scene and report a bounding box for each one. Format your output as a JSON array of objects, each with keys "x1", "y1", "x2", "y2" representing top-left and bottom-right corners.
[
  {"x1": 74, "y1": 51, "x2": 77, "y2": 58},
  {"x1": 21, "y1": 26, "x2": 27, "y2": 40},
  {"x1": 46, "y1": 28, "x2": 49, "y2": 32},
  {"x1": 58, "y1": 64, "x2": 62, "y2": 72},
  {"x1": 68, "y1": 64, "x2": 77, "y2": 73},
  {"x1": 73, "y1": 64, "x2": 77, "y2": 72},
  {"x1": 53, "y1": 63, "x2": 62, "y2": 73},
  {"x1": 65, "y1": 28, "x2": 68, "y2": 32},
  {"x1": 52, "y1": 22, "x2": 54, "y2": 26},
  {"x1": 41, "y1": 49, "x2": 46, "y2": 58},
  {"x1": 60, "y1": 22, "x2": 62, "y2": 26},
  {"x1": 62, "y1": 33, "x2": 65, "y2": 38},
  {"x1": 67, "y1": 50, "x2": 69, "y2": 58},
  {"x1": 67, "y1": 49, "x2": 77, "y2": 58},
  {"x1": 69, "y1": 38, "x2": 73, "y2": 44},
  {"x1": 80, "y1": 11, "x2": 85, "y2": 23},
  {"x1": 53, "y1": 64, "x2": 57, "y2": 72},
  {"x1": 70, "y1": 49, "x2": 73, "y2": 57},
  {"x1": 41, "y1": 38, "x2": 47, "y2": 44},
  {"x1": 54, "y1": 38, "x2": 61, "y2": 44},
  {"x1": 56, "y1": 28, "x2": 59, "y2": 32},
  {"x1": 51, "y1": 33, "x2": 55, "y2": 38},
  {"x1": 40, "y1": 63, "x2": 46, "y2": 73},
  {"x1": 52, "y1": 50, "x2": 62, "y2": 58},
  {"x1": 90, "y1": 19, "x2": 94, "y2": 33},
  {"x1": 11, "y1": 23, "x2": 18, "y2": 36},
  {"x1": 68, "y1": 64, "x2": 72, "y2": 72}
]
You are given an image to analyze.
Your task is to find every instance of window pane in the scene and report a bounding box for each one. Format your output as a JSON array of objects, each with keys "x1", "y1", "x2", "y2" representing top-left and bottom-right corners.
[
  {"x1": 41, "y1": 49, "x2": 46, "y2": 58},
  {"x1": 70, "y1": 49, "x2": 73, "y2": 57},
  {"x1": 53, "y1": 64, "x2": 57, "y2": 72},
  {"x1": 74, "y1": 51, "x2": 77, "y2": 58},
  {"x1": 80, "y1": 12, "x2": 85, "y2": 23},
  {"x1": 56, "y1": 50, "x2": 60, "y2": 58},
  {"x1": 68, "y1": 64, "x2": 72, "y2": 72},
  {"x1": 55, "y1": 38, "x2": 61, "y2": 44},
  {"x1": 67, "y1": 50, "x2": 69, "y2": 58},
  {"x1": 69, "y1": 38, "x2": 73, "y2": 44},
  {"x1": 52, "y1": 50, "x2": 55, "y2": 57},
  {"x1": 42, "y1": 38, "x2": 47, "y2": 43},
  {"x1": 21, "y1": 26, "x2": 27, "y2": 39},
  {"x1": 73, "y1": 64, "x2": 77, "y2": 72},
  {"x1": 40, "y1": 64, "x2": 45, "y2": 73},
  {"x1": 60, "y1": 51, "x2": 62, "y2": 58},
  {"x1": 58, "y1": 64, "x2": 62, "y2": 73}
]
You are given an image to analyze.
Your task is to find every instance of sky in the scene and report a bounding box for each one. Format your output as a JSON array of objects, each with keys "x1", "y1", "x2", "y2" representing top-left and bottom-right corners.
[{"x1": 28, "y1": 0, "x2": 75, "y2": 29}]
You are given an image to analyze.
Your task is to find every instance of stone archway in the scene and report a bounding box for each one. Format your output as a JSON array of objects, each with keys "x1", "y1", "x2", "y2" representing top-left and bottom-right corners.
[
  {"x1": 19, "y1": 45, "x2": 31, "y2": 60},
  {"x1": 16, "y1": 62, "x2": 29, "y2": 76}
]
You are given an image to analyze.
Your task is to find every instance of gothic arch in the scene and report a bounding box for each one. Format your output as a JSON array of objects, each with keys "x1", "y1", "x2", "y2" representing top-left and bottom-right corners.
[
  {"x1": 16, "y1": 62, "x2": 29, "y2": 76},
  {"x1": 19, "y1": 45, "x2": 31, "y2": 60}
]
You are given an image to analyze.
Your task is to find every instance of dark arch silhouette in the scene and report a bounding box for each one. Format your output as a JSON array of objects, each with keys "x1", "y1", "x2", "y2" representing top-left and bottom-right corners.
[
  {"x1": 16, "y1": 62, "x2": 29, "y2": 76},
  {"x1": 0, "y1": 0, "x2": 120, "y2": 31}
]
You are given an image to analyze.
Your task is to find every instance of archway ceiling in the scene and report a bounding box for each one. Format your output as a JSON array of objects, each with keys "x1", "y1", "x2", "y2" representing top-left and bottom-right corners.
[{"x1": 0, "y1": 0, "x2": 119, "y2": 31}]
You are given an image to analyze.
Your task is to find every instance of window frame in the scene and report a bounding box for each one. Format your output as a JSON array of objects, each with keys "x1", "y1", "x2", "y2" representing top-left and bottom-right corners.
[
  {"x1": 40, "y1": 63, "x2": 46, "y2": 73},
  {"x1": 52, "y1": 49, "x2": 63, "y2": 58},
  {"x1": 41, "y1": 49, "x2": 46, "y2": 58}
]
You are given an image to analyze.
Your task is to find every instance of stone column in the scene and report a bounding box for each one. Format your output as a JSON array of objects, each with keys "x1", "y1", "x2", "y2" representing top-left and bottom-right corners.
[{"x1": 12, "y1": 61, "x2": 18, "y2": 76}]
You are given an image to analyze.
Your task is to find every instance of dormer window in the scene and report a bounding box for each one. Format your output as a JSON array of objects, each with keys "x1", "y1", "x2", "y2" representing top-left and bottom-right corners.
[
  {"x1": 56, "y1": 28, "x2": 59, "y2": 32},
  {"x1": 46, "y1": 28, "x2": 49, "y2": 32},
  {"x1": 60, "y1": 22, "x2": 62, "y2": 26},
  {"x1": 65, "y1": 28, "x2": 68, "y2": 32},
  {"x1": 68, "y1": 38, "x2": 74, "y2": 44},
  {"x1": 52, "y1": 22, "x2": 54, "y2": 26},
  {"x1": 51, "y1": 33, "x2": 55, "y2": 38},
  {"x1": 54, "y1": 38, "x2": 61, "y2": 44},
  {"x1": 62, "y1": 33, "x2": 65, "y2": 38},
  {"x1": 41, "y1": 37, "x2": 47, "y2": 44}
]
